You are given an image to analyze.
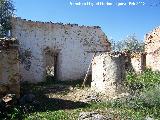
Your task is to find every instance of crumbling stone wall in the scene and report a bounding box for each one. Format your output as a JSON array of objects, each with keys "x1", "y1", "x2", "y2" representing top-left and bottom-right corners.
[
  {"x1": 0, "y1": 38, "x2": 20, "y2": 98},
  {"x1": 11, "y1": 17, "x2": 111, "y2": 82},
  {"x1": 145, "y1": 26, "x2": 160, "y2": 71},
  {"x1": 91, "y1": 52, "x2": 125, "y2": 95}
]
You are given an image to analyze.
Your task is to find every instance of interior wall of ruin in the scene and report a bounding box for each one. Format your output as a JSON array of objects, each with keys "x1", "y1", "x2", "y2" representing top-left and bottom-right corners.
[{"x1": 11, "y1": 18, "x2": 111, "y2": 82}]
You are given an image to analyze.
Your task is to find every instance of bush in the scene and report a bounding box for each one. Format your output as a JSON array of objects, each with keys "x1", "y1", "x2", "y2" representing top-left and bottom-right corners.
[
  {"x1": 106, "y1": 84, "x2": 160, "y2": 119},
  {"x1": 126, "y1": 69, "x2": 160, "y2": 91},
  {"x1": 140, "y1": 84, "x2": 160, "y2": 107}
]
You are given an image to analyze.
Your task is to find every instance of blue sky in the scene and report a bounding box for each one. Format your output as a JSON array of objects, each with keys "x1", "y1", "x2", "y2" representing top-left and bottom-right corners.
[{"x1": 13, "y1": 0, "x2": 160, "y2": 41}]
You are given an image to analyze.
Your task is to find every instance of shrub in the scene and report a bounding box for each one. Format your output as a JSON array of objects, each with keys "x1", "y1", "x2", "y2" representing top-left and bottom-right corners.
[
  {"x1": 126, "y1": 69, "x2": 160, "y2": 91},
  {"x1": 107, "y1": 84, "x2": 160, "y2": 119},
  {"x1": 140, "y1": 84, "x2": 160, "y2": 107}
]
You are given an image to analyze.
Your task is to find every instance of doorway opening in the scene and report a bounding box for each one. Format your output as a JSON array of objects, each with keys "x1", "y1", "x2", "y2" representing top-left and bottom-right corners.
[{"x1": 44, "y1": 47, "x2": 58, "y2": 81}]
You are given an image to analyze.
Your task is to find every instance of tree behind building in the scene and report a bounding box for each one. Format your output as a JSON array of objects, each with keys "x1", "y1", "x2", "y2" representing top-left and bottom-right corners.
[{"x1": 0, "y1": 0, "x2": 15, "y2": 37}]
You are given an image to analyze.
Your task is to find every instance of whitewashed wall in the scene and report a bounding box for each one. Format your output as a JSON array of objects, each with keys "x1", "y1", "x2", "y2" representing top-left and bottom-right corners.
[{"x1": 11, "y1": 18, "x2": 110, "y2": 82}]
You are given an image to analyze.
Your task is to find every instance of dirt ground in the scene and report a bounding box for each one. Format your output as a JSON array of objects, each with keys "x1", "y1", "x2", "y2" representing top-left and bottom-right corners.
[{"x1": 21, "y1": 81, "x2": 129, "y2": 104}]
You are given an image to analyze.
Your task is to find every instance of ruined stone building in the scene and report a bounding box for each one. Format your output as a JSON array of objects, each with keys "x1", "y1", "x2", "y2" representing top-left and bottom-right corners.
[
  {"x1": 1, "y1": 17, "x2": 159, "y2": 97},
  {"x1": 11, "y1": 18, "x2": 111, "y2": 83}
]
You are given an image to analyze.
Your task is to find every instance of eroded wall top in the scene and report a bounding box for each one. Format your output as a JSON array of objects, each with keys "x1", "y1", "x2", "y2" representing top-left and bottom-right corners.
[
  {"x1": 145, "y1": 26, "x2": 160, "y2": 43},
  {"x1": 145, "y1": 26, "x2": 160, "y2": 53},
  {"x1": 11, "y1": 17, "x2": 111, "y2": 51}
]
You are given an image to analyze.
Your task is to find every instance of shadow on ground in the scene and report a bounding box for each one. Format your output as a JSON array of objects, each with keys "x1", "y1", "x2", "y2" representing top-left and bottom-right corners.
[
  {"x1": 0, "y1": 80, "x2": 90, "y2": 120},
  {"x1": 25, "y1": 97, "x2": 89, "y2": 112},
  {"x1": 20, "y1": 80, "x2": 89, "y2": 112}
]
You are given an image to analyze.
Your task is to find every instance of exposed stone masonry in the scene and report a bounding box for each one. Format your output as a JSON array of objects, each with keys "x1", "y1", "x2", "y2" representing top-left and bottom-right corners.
[
  {"x1": 91, "y1": 52, "x2": 126, "y2": 95},
  {"x1": 0, "y1": 38, "x2": 20, "y2": 98},
  {"x1": 145, "y1": 26, "x2": 160, "y2": 71}
]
